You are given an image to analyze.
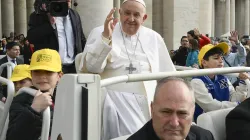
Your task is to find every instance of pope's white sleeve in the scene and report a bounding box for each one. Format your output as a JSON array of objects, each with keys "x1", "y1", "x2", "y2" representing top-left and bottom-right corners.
[
  {"x1": 81, "y1": 28, "x2": 112, "y2": 74},
  {"x1": 229, "y1": 79, "x2": 247, "y2": 102},
  {"x1": 191, "y1": 79, "x2": 238, "y2": 112}
]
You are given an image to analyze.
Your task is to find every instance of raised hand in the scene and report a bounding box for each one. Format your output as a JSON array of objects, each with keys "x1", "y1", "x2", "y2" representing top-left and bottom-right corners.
[
  {"x1": 102, "y1": 8, "x2": 119, "y2": 39},
  {"x1": 31, "y1": 90, "x2": 53, "y2": 113},
  {"x1": 230, "y1": 31, "x2": 239, "y2": 43},
  {"x1": 194, "y1": 28, "x2": 201, "y2": 37}
]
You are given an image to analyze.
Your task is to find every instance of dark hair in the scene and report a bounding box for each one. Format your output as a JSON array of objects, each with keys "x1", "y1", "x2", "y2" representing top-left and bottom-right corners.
[
  {"x1": 189, "y1": 39, "x2": 199, "y2": 51},
  {"x1": 180, "y1": 36, "x2": 188, "y2": 42},
  {"x1": 187, "y1": 30, "x2": 198, "y2": 39},
  {"x1": 203, "y1": 47, "x2": 223, "y2": 61},
  {"x1": 6, "y1": 42, "x2": 20, "y2": 50},
  {"x1": 187, "y1": 30, "x2": 200, "y2": 45}
]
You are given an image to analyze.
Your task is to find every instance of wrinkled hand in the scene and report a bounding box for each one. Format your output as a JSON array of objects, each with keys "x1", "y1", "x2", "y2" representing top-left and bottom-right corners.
[
  {"x1": 1, "y1": 97, "x2": 6, "y2": 103},
  {"x1": 102, "y1": 8, "x2": 119, "y2": 39},
  {"x1": 31, "y1": 90, "x2": 52, "y2": 113},
  {"x1": 238, "y1": 72, "x2": 249, "y2": 80},
  {"x1": 230, "y1": 31, "x2": 238, "y2": 43},
  {"x1": 194, "y1": 28, "x2": 201, "y2": 37}
]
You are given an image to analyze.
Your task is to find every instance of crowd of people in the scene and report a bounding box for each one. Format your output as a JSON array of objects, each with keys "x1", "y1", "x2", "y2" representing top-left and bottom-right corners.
[{"x1": 1, "y1": 0, "x2": 250, "y2": 140}]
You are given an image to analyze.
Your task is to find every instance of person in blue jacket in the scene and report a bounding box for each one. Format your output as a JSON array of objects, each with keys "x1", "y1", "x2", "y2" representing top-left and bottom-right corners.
[
  {"x1": 190, "y1": 43, "x2": 249, "y2": 121},
  {"x1": 186, "y1": 39, "x2": 199, "y2": 68}
]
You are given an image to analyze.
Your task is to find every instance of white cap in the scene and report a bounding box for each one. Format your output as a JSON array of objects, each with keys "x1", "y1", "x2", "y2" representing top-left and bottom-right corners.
[{"x1": 122, "y1": 0, "x2": 146, "y2": 7}]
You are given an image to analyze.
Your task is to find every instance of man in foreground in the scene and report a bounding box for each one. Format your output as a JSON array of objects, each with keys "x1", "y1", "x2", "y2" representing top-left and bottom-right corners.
[{"x1": 128, "y1": 77, "x2": 215, "y2": 140}]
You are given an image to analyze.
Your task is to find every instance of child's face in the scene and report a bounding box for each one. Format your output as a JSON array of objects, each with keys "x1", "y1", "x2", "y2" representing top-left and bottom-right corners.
[
  {"x1": 31, "y1": 70, "x2": 61, "y2": 92},
  {"x1": 14, "y1": 78, "x2": 33, "y2": 92},
  {"x1": 202, "y1": 54, "x2": 224, "y2": 69}
]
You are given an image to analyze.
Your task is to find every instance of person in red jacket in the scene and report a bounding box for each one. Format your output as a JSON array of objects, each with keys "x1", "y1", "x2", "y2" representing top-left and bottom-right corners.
[{"x1": 187, "y1": 28, "x2": 211, "y2": 49}]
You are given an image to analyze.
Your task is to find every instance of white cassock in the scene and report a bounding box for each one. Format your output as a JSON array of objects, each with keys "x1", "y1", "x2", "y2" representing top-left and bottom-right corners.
[{"x1": 79, "y1": 23, "x2": 176, "y2": 140}]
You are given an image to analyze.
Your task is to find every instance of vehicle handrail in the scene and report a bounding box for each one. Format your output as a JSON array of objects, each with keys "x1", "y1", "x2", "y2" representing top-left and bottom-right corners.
[
  {"x1": 0, "y1": 78, "x2": 14, "y2": 140},
  {"x1": 101, "y1": 67, "x2": 250, "y2": 87},
  {"x1": 0, "y1": 62, "x2": 15, "y2": 79}
]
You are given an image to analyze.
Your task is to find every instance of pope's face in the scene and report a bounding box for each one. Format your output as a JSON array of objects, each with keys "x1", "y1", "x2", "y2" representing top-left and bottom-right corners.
[{"x1": 119, "y1": 1, "x2": 147, "y2": 36}]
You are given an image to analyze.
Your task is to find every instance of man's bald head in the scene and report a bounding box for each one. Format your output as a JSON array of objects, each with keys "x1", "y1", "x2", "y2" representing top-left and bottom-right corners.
[
  {"x1": 154, "y1": 77, "x2": 195, "y2": 105},
  {"x1": 151, "y1": 77, "x2": 195, "y2": 140}
]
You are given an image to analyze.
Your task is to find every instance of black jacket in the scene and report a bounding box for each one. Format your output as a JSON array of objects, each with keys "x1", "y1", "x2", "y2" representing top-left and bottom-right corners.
[
  {"x1": 6, "y1": 88, "x2": 55, "y2": 140},
  {"x1": 172, "y1": 46, "x2": 188, "y2": 66},
  {"x1": 0, "y1": 56, "x2": 24, "y2": 99},
  {"x1": 226, "y1": 98, "x2": 250, "y2": 140},
  {"x1": 127, "y1": 120, "x2": 215, "y2": 140},
  {"x1": 22, "y1": 44, "x2": 33, "y2": 64},
  {"x1": 27, "y1": 8, "x2": 86, "y2": 56}
]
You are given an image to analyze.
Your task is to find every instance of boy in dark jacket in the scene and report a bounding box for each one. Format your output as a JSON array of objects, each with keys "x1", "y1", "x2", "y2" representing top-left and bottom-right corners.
[{"x1": 6, "y1": 49, "x2": 62, "y2": 140}]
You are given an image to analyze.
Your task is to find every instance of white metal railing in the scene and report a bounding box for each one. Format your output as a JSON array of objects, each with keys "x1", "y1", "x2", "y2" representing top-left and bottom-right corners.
[
  {"x1": 0, "y1": 62, "x2": 15, "y2": 140},
  {"x1": 0, "y1": 62, "x2": 15, "y2": 79},
  {"x1": 174, "y1": 65, "x2": 197, "y2": 71},
  {"x1": 101, "y1": 67, "x2": 250, "y2": 87},
  {"x1": 0, "y1": 78, "x2": 14, "y2": 140}
]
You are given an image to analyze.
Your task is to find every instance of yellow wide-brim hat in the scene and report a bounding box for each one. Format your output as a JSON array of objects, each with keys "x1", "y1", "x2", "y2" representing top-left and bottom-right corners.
[
  {"x1": 198, "y1": 42, "x2": 229, "y2": 66},
  {"x1": 10, "y1": 64, "x2": 32, "y2": 82},
  {"x1": 28, "y1": 49, "x2": 62, "y2": 72}
]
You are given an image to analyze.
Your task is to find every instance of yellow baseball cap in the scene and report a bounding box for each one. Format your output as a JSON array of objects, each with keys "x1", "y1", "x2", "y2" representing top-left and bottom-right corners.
[
  {"x1": 29, "y1": 49, "x2": 62, "y2": 72},
  {"x1": 198, "y1": 42, "x2": 229, "y2": 66},
  {"x1": 10, "y1": 64, "x2": 32, "y2": 82}
]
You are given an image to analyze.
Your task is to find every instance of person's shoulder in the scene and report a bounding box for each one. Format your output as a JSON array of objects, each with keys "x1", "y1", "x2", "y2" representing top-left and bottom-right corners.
[
  {"x1": 216, "y1": 74, "x2": 228, "y2": 80},
  {"x1": 17, "y1": 57, "x2": 24, "y2": 63},
  {"x1": 190, "y1": 125, "x2": 214, "y2": 139},
  {"x1": 127, "y1": 120, "x2": 153, "y2": 140},
  {"x1": 29, "y1": 11, "x2": 37, "y2": 17},
  {"x1": 69, "y1": 8, "x2": 78, "y2": 15},
  {"x1": 141, "y1": 26, "x2": 161, "y2": 36},
  {"x1": 88, "y1": 25, "x2": 104, "y2": 37},
  {"x1": 0, "y1": 56, "x2": 7, "y2": 64},
  {"x1": 228, "y1": 97, "x2": 250, "y2": 117},
  {"x1": 192, "y1": 76, "x2": 205, "y2": 80}
]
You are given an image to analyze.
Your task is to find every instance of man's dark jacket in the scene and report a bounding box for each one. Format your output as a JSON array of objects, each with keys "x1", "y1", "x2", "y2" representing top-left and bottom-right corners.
[
  {"x1": 0, "y1": 56, "x2": 23, "y2": 99},
  {"x1": 226, "y1": 98, "x2": 250, "y2": 140},
  {"x1": 172, "y1": 46, "x2": 188, "y2": 66},
  {"x1": 27, "y1": 8, "x2": 86, "y2": 55},
  {"x1": 127, "y1": 120, "x2": 215, "y2": 140},
  {"x1": 6, "y1": 88, "x2": 55, "y2": 140},
  {"x1": 23, "y1": 44, "x2": 33, "y2": 64}
]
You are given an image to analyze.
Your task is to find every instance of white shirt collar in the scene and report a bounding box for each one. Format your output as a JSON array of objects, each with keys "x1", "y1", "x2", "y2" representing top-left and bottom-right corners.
[{"x1": 7, "y1": 55, "x2": 16, "y2": 62}]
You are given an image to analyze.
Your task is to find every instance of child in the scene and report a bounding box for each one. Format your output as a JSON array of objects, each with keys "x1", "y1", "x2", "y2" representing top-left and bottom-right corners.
[
  {"x1": 10, "y1": 64, "x2": 32, "y2": 93},
  {"x1": 186, "y1": 39, "x2": 199, "y2": 68},
  {"x1": 6, "y1": 49, "x2": 62, "y2": 140},
  {"x1": 191, "y1": 43, "x2": 249, "y2": 121}
]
